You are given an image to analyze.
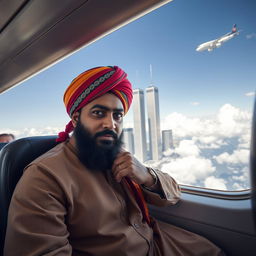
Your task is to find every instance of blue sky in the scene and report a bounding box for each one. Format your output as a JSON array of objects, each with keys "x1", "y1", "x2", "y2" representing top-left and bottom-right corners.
[{"x1": 0, "y1": 0, "x2": 255, "y2": 131}]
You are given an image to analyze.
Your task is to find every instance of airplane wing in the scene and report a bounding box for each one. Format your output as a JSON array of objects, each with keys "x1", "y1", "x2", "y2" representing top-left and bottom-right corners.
[
  {"x1": 207, "y1": 34, "x2": 230, "y2": 50},
  {"x1": 213, "y1": 38, "x2": 222, "y2": 48}
]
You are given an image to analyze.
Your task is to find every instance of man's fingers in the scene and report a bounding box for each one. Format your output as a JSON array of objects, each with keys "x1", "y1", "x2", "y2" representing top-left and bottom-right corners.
[
  {"x1": 112, "y1": 152, "x2": 142, "y2": 183},
  {"x1": 112, "y1": 161, "x2": 125, "y2": 173},
  {"x1": 112, "y1": 152, "x2": 132, "y2": 170},
  {"x1": 112, "y1": 162, "x2": 130, "y2": 177},
  {"x1": 114, "y1": 168, "x2": 130, "y2": 182}
]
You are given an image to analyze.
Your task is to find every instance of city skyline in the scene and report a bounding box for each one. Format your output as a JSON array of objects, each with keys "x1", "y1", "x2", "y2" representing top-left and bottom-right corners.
[{"x1": 124, "y1": 85, "x2": 174, "y2": 163}]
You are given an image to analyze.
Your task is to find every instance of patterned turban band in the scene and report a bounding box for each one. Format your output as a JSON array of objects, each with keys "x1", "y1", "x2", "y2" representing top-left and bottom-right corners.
[{"x1": 56, "y1": 66, "x2": 133, "y2": 142}]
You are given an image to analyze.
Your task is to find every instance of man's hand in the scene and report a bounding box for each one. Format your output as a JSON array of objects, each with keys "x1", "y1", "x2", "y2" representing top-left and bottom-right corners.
[{"x1": 112, "y1": 151, "x2": 155, "y2": 187}]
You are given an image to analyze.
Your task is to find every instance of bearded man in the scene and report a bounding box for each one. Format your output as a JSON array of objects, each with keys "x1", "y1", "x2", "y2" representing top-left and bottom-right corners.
[{"x1": 4, "y1": 66, "x2": 224, "y2": 256}]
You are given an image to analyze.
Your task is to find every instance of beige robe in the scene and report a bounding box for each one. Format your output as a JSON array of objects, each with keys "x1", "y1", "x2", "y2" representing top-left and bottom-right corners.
[{"x1": 4, "y1": 141, "x2": 223, "y2": 256}]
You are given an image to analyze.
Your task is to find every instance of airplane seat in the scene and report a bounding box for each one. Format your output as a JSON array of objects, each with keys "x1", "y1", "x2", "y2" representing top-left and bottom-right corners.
[
  {"x1": 0, "y1": 136, "x2": 58, "y2": 256},
  {"x1": 0, "y1": 143, "x2": 8, "y2": 151}
]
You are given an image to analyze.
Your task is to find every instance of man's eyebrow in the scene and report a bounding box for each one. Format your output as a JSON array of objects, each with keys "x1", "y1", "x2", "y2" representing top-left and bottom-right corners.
[{"x1": 90, "y1": 104, "x2": 124, "y2": 112}]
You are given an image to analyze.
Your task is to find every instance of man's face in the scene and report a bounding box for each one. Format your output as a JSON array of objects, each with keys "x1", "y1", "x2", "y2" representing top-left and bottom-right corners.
[
  {"x1": 0, "y1": 135, "x2": 13, "y2": 143},
  {"x1": 72, "y1": 93, "x2": 124, "y2": 144},
  {"x1": 71, "y1": 93, "x2": 124, "y2": 171}
]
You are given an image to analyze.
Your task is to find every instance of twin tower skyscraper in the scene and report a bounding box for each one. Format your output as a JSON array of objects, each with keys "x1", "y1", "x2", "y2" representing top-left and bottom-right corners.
[{"x1": 123, "y1": 86, "x2": 162, "y2": 163}]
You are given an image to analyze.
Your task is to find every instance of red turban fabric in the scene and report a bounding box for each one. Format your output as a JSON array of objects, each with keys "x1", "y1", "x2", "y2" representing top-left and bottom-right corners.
[{"x1": 57, "y1": 66, "x2": 133, "y2": 142}]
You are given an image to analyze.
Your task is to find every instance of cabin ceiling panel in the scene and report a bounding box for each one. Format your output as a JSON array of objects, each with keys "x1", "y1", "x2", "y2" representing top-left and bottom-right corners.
[
  {"x1": 0, "y1": 0, "x2": 172, "y2": 93},
  {"x1": 0, "y1": 0, "x2": 28, "y2": 31}
]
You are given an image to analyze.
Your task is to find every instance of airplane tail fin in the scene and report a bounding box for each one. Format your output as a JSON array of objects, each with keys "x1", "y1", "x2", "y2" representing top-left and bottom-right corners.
[{"x1": 232, "y1": 24, "x2": 237, "y2": 33}]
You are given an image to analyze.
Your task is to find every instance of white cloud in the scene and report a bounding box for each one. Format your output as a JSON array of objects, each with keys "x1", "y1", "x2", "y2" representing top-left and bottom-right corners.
[
  {"x1": 0, "y1": 126, "x2": 62, "y2": 139},
  {"x1": 232, "y1": 183, "x2": 245, "y2": 190},
  {"x1": 191, "y1": 102, "x2": 200, "y2": 106},
  {"x1": 232, "y1": 166, "x2": 249, "y2": 181},
  {"x1": 163, "y1": 148, "x2": 175, "y2": 157},
  {"x1": 160, "y1": 104, "x2": 251, "y2": 190},
  {"x1": 245, "y1": 91, "x2": 255, "y2": 97},
  {"x1": 238, "y1": 133, "x2": 251, "y2": 149},
  {"x1": 204, "y1": 176, "x2": 227, "y2": 190},
  {"x1": 175, "y1": 140, "x2": 200, "y2": 157},
  {"x1": 214, "y1": 149, "x2": 249, "y2": 165},
  {"x1": 0, "y1": 129, "x2": 18, "y2": 136},
  {"x1": 193, "y1": 135, "x2": 217, "y2": 144},
  {"x1": 161, "y1": 156, "x2": 215, "y2": 185},
  {"x1": 217, "y1": 104, "x2": 251, "y2": 137},
  {"x1": 246, "y1": 33, "x2": 256, "y2": 39},
  {"x1": 162, "y1": 112, "x2": 204, "y2": 138},
  {"x1": 162, "y1": 104, "x2": 251, "y2": 140},
  {"x1": 192, "y1": 135, "x2": 226, "y2": 149}
]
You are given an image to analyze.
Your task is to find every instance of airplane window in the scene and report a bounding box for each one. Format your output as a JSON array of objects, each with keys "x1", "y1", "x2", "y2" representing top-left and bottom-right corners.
[{"x1": 0, "y1": 0, "x2": 255, "y2": 192}]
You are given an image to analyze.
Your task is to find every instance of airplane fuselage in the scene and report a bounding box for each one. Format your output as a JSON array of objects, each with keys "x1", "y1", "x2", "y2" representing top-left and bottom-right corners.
[
  {"x1": 196, "y1": 27, "x2": 239, "y2": 52},
  {"x1": 218, "y1": 32, "x2": 238, "y2": 43}
]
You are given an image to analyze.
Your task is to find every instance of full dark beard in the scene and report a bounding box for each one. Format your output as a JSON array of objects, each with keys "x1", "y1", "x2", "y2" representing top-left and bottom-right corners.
[{"x1": 73, "y1": 120, "x2": 123, "y2": 172}]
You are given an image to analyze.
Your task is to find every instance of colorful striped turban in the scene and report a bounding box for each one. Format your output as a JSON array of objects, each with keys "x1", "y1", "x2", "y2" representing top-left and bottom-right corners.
[{"x1": 56, "y1": 66, "x2": 133, "y2": 142}]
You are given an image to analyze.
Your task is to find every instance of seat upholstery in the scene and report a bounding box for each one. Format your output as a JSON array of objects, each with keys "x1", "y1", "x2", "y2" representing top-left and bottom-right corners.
[
  {"x1": 0, "y1": 136, "x2": 58, "y2": 256},
  {"x1": 0, "y1": 143, "x2": 8, "y2": 151}
]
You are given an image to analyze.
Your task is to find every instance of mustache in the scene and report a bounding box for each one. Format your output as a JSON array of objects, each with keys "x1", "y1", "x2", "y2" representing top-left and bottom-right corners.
[{"x1": 94, "y1": 130, "x2": 118, "y2": 140}]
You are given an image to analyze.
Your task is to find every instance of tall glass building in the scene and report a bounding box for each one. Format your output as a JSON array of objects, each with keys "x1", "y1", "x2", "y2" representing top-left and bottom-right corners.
[
  {"x1": 132, "y1": 89, "x2": 147, "y2": 162},
  {"x1": 146, "y1": 86, "x2": 161, "y2": 160},
  {"x1": 122, "y1": 128, "x2": 134, "y2": 155},
  {"x1": 162, "y1": 129, "x2": 174, "y2": 152}
]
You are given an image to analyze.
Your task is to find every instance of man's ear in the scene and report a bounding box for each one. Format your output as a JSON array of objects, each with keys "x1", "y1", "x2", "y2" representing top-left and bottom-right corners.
[{"x1": 71, "y1": 112, "x2": 80, "y2": 128}]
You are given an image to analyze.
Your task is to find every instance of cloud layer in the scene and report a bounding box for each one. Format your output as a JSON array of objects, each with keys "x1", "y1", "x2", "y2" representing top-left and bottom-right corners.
[
  {"x1": 162, "y1": 104, "x2": 251, "y2": 139},
  {"x1": 245, "y1": 91, "x2": 255, "y2": 97},
  {"x1": 158, "y1": 104, "x2": 252, "y2": 190},
  {"x1": 0, "y1": 127, "x2": 62, "y2": 139}
]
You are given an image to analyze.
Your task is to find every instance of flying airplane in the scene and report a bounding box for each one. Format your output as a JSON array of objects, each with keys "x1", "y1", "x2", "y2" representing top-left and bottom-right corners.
[{"x1": 196, "y1": 24, "x2": 240, "y2": 52}]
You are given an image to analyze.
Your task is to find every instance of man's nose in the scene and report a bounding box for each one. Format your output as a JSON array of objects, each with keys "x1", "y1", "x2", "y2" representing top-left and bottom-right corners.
[{"x1": 102, "y1": 114, "x2": 116, "y2": 130}]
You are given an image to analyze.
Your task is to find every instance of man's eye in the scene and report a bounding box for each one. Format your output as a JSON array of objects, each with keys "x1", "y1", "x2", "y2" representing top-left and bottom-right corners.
[
  {"x1": 92, "y1": 110, "x2": 104, "y2": 117},
  {"x1": 113, "y1": 112, "x2": 123, "y2": 121}
]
